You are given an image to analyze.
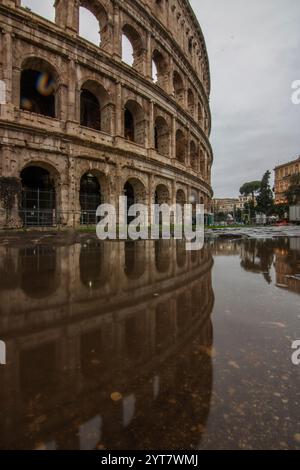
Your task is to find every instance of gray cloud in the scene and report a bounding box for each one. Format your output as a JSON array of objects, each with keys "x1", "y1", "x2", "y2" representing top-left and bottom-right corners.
[
  {"x1": 190, "y1": 0, "x2": 300, "y2": 196},
  {"x1": 22, "y1": 1, "x2": 300, "y2": 197}
]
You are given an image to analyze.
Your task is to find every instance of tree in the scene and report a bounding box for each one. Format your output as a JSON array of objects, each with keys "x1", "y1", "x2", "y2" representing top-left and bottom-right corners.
[
  {"x1": 240, "y1": 181, "x2": 261, "y2": 199},
  {"x1": 285, "y1": 174, "x2": 300, "y2": 205},
  {"x1": 256, "y1": 171, "x2": 274, "y2": 216}
]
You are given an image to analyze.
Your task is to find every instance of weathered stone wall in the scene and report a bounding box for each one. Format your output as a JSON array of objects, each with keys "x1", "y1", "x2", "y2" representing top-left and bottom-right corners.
[{"x1": 0, "y1": 0, "x2": 213, "y2": 226}]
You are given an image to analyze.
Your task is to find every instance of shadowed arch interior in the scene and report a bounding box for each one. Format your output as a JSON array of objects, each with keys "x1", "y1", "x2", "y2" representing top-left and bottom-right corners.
[{"x1": 20, "y1": 58, "x2": 58, "y2": 118}]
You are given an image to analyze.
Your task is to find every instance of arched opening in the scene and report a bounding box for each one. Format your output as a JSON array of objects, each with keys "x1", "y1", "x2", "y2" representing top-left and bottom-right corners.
[
  {"x1": 20, "y1": 59, "x2": 57, "y2": 118},
  {"x1": 155, "y1": 184, "x2": 170, "y2": 205},
  {"x1": 173, "y1": 71, "x2": 184, "y2": 106},
  {"x1": 176, "y1": 129, "x2": 186, "y2": 163},
  {"x1": 124, "y1": 178, "x2": 146, "y2": 224},
  {"x1": 80, "y1": 172, "x2": 102, "y2": 225},
  {"x1": 124, "y1": 108, "x2": 134, "y2": 141},
  {"x1": 152, "y1": 50, "x2": 167, "y2": 88},
  {"x1": 124, "y1": 100, "x2": 145, "y2": 145},
  {"x1": 21, "y1": 0, "x2": 55, "y2": 22},
  {"x1": 155, "y1": 184, "x2": 170, "y2": 227},
  {"x1": 80, "y1": 90, "x2": 100, "y2": 130},
  {"x1": 80, "y1": 81, "x2": 111, "y2": 132},
  {"x1": 190, "y1": 140, "x2": 198, "y2": 171},
  {"x1": 188, "y1": 89, "x2": 195, "y2": 116},
  {"x1": 124, "y1": 242, "x2": 146, "y2": 280},
  {"x1": 79, "y1": 7, "x2": 101, "y2": 46},
  {"x1": 152, "y1": 60, "x2": 158, "y2": 83},
  {"x1": 176, "y1": 189, "x2": 186, "y2": 208},
  {"x1": 154, "y1": 116, "x2": 170, "y2": 156},
  {"x1": 19, "y1": 246, "x2": 59, "y2": 298},
  {"x1": 122, "y1": 35, "x2": 134, "y2": 67},
  {"x1": 20, "y1": 165, "x2": 57, "y2": 227},
  {"x1": 122, "y1": 24, "x2": 144, "y2": 73},
  {"x1": 80, "y1": 241, "x2": 106, "y2": 289}
]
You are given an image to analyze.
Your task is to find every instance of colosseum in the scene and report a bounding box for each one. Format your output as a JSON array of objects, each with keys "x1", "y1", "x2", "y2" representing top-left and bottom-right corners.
[{"x1": 0, "y1": 0, "x2": 213, "y2": 228}]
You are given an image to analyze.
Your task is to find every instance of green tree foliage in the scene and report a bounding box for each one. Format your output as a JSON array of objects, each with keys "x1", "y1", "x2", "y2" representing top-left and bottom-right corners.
[
  {"x1": 239, "y1": 181, "x2": 261, "y2": 198},
  {"x1": 285, "y1": 173, "x2": 300, "y2": 205},
  {"x1": 256, "y1": 171, "x2": 274, "y2": 215}
]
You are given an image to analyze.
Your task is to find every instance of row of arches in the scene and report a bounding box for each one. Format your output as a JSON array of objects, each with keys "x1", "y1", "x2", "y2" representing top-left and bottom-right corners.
[
  {"x1": 1, "y1": 240, "x2": 211, "y2": 299},
  {"x1": 19, "y1": 1, "x2": 209, "y2": 127},
  {"x1": 19, "y1": 58, "x2": 211, "y2": 171},
  {"x1": 18, "y1": 164, "x2": 207, "y2": 227}
]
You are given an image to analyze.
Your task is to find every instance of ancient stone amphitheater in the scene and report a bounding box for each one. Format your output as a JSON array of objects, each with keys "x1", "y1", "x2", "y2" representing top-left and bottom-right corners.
[{"x1": 0, "y1": 0, "x2": 213, "y2": 227}]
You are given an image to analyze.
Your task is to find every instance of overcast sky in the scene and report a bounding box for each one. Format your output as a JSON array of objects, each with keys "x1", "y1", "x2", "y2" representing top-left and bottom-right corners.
[{"x1": 22, "y1": 1, "x2": 300, "y2": 197}]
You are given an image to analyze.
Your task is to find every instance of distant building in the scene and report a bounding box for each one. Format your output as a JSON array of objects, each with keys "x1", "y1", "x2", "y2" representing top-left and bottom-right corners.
[
  {"x1": 213, "y1": 198, "x2": 239, "y2": 214},
  {"x1": 213, "y1": 195, "x2": 256, "y2": 214},
  {"x1": 236, "y1": 195, "x2": 257, "y2": 210},
  {"x1": 274, "y1": 156, "x2": 300, "y2": 205}
]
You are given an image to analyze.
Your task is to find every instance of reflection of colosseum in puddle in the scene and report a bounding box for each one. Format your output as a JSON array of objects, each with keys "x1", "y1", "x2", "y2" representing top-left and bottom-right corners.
[{"x1": 0, "y1": 240, "x2": 214, "y2": 450}]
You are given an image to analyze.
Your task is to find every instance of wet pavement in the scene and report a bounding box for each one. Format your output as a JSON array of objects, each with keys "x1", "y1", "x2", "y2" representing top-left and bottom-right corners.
[{"x1": 0, "y1": 236, "x2": 299, "y2": 450}]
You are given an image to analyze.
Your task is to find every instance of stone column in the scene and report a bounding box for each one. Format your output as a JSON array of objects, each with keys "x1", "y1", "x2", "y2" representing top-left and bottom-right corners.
[
  {"x1": 146, "y1": 31, "x2": 152, "y2": 80},
  {"x1": 67, "y1": 59, "x2": 77, "y2": 124},
  {"x1": 0, "y1": 29, "x2": 14, "y2": 120},
  {"x1": 115, "y1": 82, "x2": 123, "y2": 137},
  {"x1": 148, "y1": 100, "x2": 155, "y2": 149},
  {"x1": 55, "y1": 0, "x2": 79, "y2": 34},
  {"x1": 186, "y1": 127, "x2": 191, "y2": 167},
  {"x1": 113, "y1": 3, "x2": 122, "y2": 60},
  {"x1": 168, "y1": 57, "x2": 174, "y2": 96},
  {"x1": 171, "y1": 115, "x2": 176, "y2": 161}
]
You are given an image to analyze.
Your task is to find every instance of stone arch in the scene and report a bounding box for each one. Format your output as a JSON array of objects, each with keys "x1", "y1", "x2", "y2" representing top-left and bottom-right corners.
[
  {"x1": 188, "y1": 88, "x2": 195, "y2": 116},
  {"x1": 80, "y1": 80, "x2": 112, "y2": 133},
  {"x1": 124, "y1": 177, "x2": 147, "y2": 205},
  {"x1": 79, "y1": 6, "x2": 102, "y2": 46},
  {"x1": 20, "y1": 161, "x2": 61, "y2": 227},
  {"x1": 155, "y1": 183, "x2": 170, "y2": 205},
  {"x1": 190, "y1": 140, "x2": 198, "y2": 171},
  {"x1": 173, "y1": 70, "x2": 184, "y2": 106},
  {"x1": 154, "y1": 116, "x2": 170, "y2": 156},
  {"x1": 176, "y1": 129, "x2": 186, "y2": 164},
  {"x1": 176, "y1": 188, "x2": 186, "y2": 208},
  {"x1": 152, "y1": 49, "x2": 168, "y2": 88},
  {"x1": 20, "y1": 57, "x2": 60, "y2": 118},
  {"x1": 122, "y1": 24, "x2": 145, "y2": 73},
  {"x1": 79, "y1": 1, "x2": 109, "y2": 44},
  {"x1": 124, "y1": 241, "x2": 146, "y2": 280},
  {"x1": 124, "y1": 99, "x2": 146, "y2": 145}
]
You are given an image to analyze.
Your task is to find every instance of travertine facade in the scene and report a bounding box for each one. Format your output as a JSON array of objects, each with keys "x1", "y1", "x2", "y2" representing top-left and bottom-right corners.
[{"x1": 0, "y1": 0, "x2": 213, "y2": 227}]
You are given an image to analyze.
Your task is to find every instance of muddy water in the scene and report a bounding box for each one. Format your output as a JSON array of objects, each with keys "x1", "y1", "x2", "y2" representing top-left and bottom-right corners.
[{"x1": 0, "y1": 237, "x2": 299, "y2": 450}]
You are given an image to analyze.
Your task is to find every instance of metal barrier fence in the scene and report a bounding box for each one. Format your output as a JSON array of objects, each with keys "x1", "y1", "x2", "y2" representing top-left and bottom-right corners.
[{"x1": 0, "y1": 208, "x2": 99, "y2": 229}]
